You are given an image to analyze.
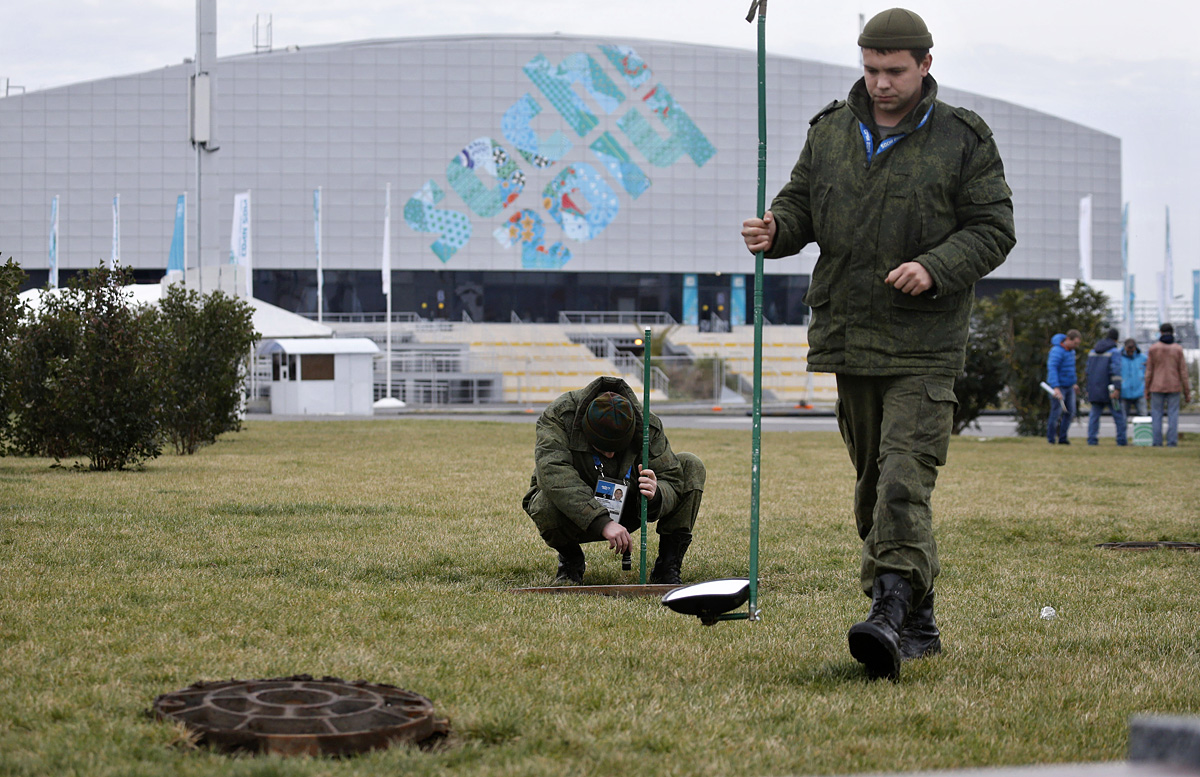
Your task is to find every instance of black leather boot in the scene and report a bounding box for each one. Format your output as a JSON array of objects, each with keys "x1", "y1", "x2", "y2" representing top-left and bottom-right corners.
[
  {"x1": 552, "y1": 543, "x2": 585, "y2": 585},
  {"x1": 649, "y1": 532, "x2": 691, "y2": 585},
  {"x1": 900, "y1": 589, "x2": 942, "y2": 661},
  {"x1": 847, "y1": 573, "x2": 912, "y2": 680}
]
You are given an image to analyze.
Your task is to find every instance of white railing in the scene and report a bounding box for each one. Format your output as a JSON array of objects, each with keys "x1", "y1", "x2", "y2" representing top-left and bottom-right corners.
[
  {"x1": 300, "y1": 311, "x2": 427, "y2": 323},
  {"x1": 611, "y1": 352, "x2": 671, "y2": 394},
  {"x1": 558, "y1": 310, "x2": 677, "y2": 326}
]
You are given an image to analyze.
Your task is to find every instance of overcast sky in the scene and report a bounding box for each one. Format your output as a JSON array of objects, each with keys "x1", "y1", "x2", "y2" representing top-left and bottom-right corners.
[{"x1": 2, "y1": 0, "x2": 1196, "y2": 304}]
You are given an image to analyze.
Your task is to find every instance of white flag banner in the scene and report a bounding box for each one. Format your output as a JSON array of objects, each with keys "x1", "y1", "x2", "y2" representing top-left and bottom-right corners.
[
  {"x1": 49, "y1": 196, "x2": 60, "y2": 288},
  {"x1": 1121, "y1": 203, "x2": 1129, "y2": 336},
  {"x1": 382, "y1": 183, "x2": 392, "y2": 296},
  {"x1": 230, "y1": 191, "x2": 252, "y2": 297},
  {"x1": 110, "y1": 194, "x2": 120, "y2": 269},
  {"x1": 1077, "y1": 194, "x2": 1092, "y2": 284}
]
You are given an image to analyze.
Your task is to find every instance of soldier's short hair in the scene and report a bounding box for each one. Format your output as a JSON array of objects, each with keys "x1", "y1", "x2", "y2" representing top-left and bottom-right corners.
[{"x1": 866, "y1": 47, "x2": 930, "y2": 66}]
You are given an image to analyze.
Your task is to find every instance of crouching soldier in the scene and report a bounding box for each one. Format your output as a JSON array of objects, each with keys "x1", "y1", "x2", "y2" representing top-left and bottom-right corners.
[{"x1": 522, "y1": 376, "x2": 705, "y2": 585}]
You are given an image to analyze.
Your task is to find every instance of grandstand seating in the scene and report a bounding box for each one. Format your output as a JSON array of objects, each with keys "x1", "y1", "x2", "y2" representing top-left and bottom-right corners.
[
  {"x1": 667, "y1": 326, "x2": 837, "y2": 406},
  {"x1": 326, "y1": 320, "x2": 835, "y2": 407}
]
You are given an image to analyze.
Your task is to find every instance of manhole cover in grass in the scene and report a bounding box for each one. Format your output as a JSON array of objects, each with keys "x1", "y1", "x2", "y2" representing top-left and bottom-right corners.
[
  {"x1": 151, "y1": 674, "x2": 449, "y2": 756},
  {"x1": 1095, "y1": 541, "x2": 1200, "y2": 552}
]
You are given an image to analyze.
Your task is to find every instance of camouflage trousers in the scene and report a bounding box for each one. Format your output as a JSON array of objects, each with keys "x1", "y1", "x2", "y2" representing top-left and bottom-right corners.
[
  {"x1": 834, "y1": 374, "x2": 957, "y2": 604},
  {"x1": 525, "y1": 452, "x2": 705, "y2": 549}
]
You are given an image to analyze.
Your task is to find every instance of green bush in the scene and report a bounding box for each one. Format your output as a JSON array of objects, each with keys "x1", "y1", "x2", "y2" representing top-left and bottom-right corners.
[
  {"x1": 67, "y1": 266, "x2": 163, "y2": 470},
  {"x1": 0, "y1": 258, "x2": 25, "y2": 449},
  {"x1": 8, "y1": 278, "x2": 85, "y2": 459},
  {"x1": 157, "y1": 285, "x2": 259, "y2": 454},
  {"x1": 952, "y1": 297, "x2": 1010, "y2": 434},
  {"x1": 974, "y1": 283, "x2": 1110, "y2": 436}
]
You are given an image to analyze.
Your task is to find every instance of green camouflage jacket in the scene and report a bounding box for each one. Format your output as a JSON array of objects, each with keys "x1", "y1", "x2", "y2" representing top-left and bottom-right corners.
[
  {"x1": 525, "y1": 376, "x2": 683, "y2": 533},
  {"x1": 767, "y1": 75, "x2": 1016, "y2": 376}
]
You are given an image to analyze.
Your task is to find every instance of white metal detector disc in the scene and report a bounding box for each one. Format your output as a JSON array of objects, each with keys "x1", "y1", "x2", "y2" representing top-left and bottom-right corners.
[{"x1": 661, "y1": 578, "x2": 750, "y2": 622}]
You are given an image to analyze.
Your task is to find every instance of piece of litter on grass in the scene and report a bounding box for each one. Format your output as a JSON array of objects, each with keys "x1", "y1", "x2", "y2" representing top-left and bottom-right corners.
[
  {"x1": 977, "y1": 437, "x2": 989, "y2": 442},
  {"x1": 1040, "y1": 605, "x2": 1057, "y2": 620}
]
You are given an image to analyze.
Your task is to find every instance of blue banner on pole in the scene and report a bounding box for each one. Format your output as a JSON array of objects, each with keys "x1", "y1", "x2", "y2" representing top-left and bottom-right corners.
[
  {"x1": 730, "y1": 275, "x2": 746, "y2": 327},
  {"x1": 110, "y1": 195, "x2": 120, "y2": 269},
  {"x1": 167, "y1": 194, "x2": 185, "y2": 273},
  {"x1": 682, "y1": 274, "x2": 698, "y2": 326},
  {"x1": 49, "y1": 196, "x2": 59, "y2": 288},
  {"x1": 1129, "y1": 274, "x2": 1135, "y2": 324}
]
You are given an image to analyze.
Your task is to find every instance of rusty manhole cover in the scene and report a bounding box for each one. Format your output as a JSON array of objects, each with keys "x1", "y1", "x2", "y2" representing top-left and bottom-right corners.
[{"x1": 151, "y1": 675, "x2": 449, "y2": 756}]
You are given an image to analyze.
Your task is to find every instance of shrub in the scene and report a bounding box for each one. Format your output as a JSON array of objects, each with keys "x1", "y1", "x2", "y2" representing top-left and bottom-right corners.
[
  {"x1": 157, "y1": 285, "x2": 259, "y2": 454},
  {"x1": 8, "y1": 280, "x2": 85, "y2": 459},
  {"x1": 10, "y1": 266, "x2": 162, "y2": 469},
  {"x1": 952, "y1": 296, "x2": 1009, "y2": 434},
  {"x1": 69, "y1": 266, "x2": 164, "y2": 470},
  {"x1": 984, "y1": 283, "x2": 1110, "y2": 436},
  {"x1": 0, "y1": 258, "x2": 27, "y2": 449}
]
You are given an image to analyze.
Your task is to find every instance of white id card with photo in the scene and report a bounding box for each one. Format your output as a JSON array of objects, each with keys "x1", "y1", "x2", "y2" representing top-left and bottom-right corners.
[{"x1": 594, "y1": 477, "x2": 629, "y2": 521}]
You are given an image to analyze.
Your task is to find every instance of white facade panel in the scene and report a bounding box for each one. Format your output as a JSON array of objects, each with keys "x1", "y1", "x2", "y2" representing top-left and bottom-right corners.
[{"x1": 0, "y1": 34, "x2": 1120, "y2": 300}]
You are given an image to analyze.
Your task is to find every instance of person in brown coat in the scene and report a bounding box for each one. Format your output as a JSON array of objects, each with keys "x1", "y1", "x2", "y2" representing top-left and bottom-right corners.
[{"x1": 1144, "y1": 323, "x2": 1192, "y2": 447}]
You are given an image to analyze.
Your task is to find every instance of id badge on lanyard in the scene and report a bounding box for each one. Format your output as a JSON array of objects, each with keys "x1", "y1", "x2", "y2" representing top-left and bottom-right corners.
[
  {"x1": 594, "y1": 477, "x2": 629, "y2": 521},
  {"x1": 593, "y1": 456, "x2": 633, "y2": 521}
]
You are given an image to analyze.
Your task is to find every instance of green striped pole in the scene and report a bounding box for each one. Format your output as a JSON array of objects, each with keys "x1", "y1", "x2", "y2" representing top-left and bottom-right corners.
[
  {"x1": 747, "y1": 0, "x2": 767, "y2": 621},
  {"x1": 640, "y1": 327, "x2": 652, "y2": 585}
]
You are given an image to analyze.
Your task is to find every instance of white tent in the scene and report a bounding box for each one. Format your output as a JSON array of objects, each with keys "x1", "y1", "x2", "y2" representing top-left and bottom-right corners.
[{"x1": 18, "y1": 284, "x2": 333, "y2": 340}]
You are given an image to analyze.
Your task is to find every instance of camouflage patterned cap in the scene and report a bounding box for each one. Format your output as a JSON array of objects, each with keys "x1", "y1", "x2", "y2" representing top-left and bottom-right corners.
[
  {"x1": 858, "y1": 8, "x2": 934, "y2": 49},
  {"x1": 583, "y1": 391, "x2": 636, "y2": 451}
]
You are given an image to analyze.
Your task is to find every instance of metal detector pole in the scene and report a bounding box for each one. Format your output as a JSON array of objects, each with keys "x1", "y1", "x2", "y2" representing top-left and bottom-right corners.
[
  {"x1": 640, "y1": 327, "x2": 652, "y2": 584},
  {"x1": 746, "y1": 0, "x2": 767, "y2": 621}
]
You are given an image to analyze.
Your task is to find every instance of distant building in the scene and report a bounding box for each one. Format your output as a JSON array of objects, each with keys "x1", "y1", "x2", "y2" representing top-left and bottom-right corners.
[{"x1": 0, "y1": 34, "x2": 1120, "y2": 324}]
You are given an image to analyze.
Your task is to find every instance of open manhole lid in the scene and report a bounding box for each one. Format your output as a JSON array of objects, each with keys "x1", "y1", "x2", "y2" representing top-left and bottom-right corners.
[
  {"x1": 151, "y1": 675, "x2": 449, "y2": 756},
  {"x1": 1096, "y1": 541, "x2": 1200, "y2": 552}
]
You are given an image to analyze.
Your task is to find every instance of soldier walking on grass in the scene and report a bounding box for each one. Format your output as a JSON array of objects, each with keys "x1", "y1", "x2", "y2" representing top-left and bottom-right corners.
[
  {"x1": 522, "y1": 376, "x2": 706, "y2": 585},
  {"x1": 741, "y1": 8, "x2": 1015, "y2": 679}
]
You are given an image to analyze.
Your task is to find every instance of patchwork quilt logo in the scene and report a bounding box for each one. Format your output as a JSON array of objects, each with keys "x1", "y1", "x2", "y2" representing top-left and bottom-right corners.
[{"x1": 405, "y1": 43, "x2": 716, "y2": 268}]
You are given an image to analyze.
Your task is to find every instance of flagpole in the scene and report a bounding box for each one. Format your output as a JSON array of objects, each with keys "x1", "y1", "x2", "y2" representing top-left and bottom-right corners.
[
  {"x1": 746, "y1": 0, "x2": 767, "y2": 622},
  {"x1": 384, "y1": 183, "x2": 393, "y2": 400},
  {"x1": 317, "y1": 185, "x2": 324, "y2": 323}
]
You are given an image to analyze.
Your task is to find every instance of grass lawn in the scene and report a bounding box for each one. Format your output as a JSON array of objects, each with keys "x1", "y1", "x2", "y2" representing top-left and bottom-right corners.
[{"x1": 1, "y1": 419, "x2": 1198, "y2": 777}]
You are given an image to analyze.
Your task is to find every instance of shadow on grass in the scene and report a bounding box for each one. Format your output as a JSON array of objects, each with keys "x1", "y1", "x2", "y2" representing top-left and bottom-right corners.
[
  {"x1": 781, "y1": 659, "x2": 870, "y2": 688},
  {"x1": 782, "y1": 653, "x2": 947, "y2": 688}
]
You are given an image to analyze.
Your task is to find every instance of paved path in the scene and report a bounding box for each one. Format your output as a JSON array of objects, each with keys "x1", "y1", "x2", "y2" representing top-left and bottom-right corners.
[{"x1": 362, "y1": 409, "x2": 1200, "y2": 440}]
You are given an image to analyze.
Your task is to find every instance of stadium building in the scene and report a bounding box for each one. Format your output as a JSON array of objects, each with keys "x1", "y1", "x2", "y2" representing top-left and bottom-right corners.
[{"x1": 0, "y1": 32, "x2": 1123, "y2": 406}]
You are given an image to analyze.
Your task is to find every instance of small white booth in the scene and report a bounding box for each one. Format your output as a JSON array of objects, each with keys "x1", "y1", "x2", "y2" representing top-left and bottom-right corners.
[{"x1": 261, "y1": 338, "x2": 380, "y2": 416}]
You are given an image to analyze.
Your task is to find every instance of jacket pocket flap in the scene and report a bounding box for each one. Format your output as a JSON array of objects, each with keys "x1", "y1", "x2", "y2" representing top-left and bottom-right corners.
[
  {"x1": 924, "y1": 382, "x2": 958, "y2": 405},
  {"x1": 964, "y1": 178, "x2": 1012, "y2": 205}
]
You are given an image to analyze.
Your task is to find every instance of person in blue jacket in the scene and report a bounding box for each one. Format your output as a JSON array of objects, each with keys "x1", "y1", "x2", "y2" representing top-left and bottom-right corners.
[
  {"x1": 1046, "y1": 329, "x2": 1081, "y2": 444},
  {"x1": 1084, "y1": 328, "x2": 1125, "y2": 445},
  {"x1": 1118, "y1": 338, "x2": 1148, "y2": 419}
]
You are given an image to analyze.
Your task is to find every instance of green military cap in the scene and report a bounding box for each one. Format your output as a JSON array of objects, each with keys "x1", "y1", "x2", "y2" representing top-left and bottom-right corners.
[{"x1": 858, "y1": 8, "x2": 934, "y2": 49}]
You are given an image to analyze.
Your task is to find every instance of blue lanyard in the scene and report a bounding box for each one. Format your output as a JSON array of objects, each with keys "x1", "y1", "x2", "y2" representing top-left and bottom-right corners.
[
  {"x1": 859, "y1": 104, "x2": 933, "y2": 164},
  {"x1": 593, "y1": 455, "x2": 633, "y2": 480}
]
